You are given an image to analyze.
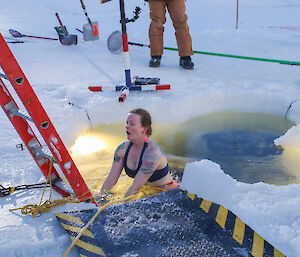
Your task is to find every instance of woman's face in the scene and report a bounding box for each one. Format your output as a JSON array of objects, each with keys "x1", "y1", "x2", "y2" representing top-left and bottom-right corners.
[{"x1": 126, "y1": 113, "x2": 146, "y2": 141}]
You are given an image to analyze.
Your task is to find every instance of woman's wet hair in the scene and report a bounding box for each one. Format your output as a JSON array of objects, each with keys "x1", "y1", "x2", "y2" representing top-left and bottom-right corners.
[{"x1": 129, "y1": 108, "x2": 152, "y2": 136}]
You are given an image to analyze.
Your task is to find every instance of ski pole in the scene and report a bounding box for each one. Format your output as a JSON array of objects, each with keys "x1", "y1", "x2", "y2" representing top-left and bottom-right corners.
[
  {"x1": 6, "y1": 41, "x2": 24, "y2": 44},
  {"x1": 129, "y1": 41, "x2": 149, "y2": 47},
  {"x1": 125, "y1": 41, "x2": 300, "y2": 66},
  {"x1": 119, "y1": 0, "x2": 132, "y2": 88},
  {"x1": 0, "y1": 181, "x2": 52, "y2": 197},
  {"x1": 68, "y1": 102, "x2": 93, "y2": 128},
  {"x1": 9, "y1": 29, "x2": 58, "y2": 41},
  {"x1": 236, "y1": 0, "x2": 239, "y2": 29}
]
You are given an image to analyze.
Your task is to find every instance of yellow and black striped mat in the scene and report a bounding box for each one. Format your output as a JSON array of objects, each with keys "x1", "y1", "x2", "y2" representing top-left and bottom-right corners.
[{"x1": 56, "y1": 189, "x2": 285, "y2": 257}]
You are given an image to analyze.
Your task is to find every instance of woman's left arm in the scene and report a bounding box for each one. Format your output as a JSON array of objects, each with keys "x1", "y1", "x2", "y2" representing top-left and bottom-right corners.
[{"x1": 124, "y1": 147, "x2": 160, "y2": 198}]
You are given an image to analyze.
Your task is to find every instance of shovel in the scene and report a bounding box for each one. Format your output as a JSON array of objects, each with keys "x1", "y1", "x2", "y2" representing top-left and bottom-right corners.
[
  {"x1": 55, "y1": 13, "x2": 78, "y2": 45},
  {"x1": 79, "y1": 0, "x2": 99, "y2": 41}
]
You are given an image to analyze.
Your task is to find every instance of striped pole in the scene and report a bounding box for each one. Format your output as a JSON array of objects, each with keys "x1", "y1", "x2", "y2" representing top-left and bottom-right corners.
[
  {"x1": 88, "y1": 85, "x2": 170, "y2": 92},
  {"x1": 116, "y1": 84, "x2": 170, "y2": 91},
  {"x1": 119, "y1": 0, "x2": 132, "y2": 88}
]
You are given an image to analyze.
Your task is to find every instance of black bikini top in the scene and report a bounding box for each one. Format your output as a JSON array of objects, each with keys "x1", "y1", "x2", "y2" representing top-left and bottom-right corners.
[{"x1": 123, "y1": 141, "x2": 168, "y2": 182}]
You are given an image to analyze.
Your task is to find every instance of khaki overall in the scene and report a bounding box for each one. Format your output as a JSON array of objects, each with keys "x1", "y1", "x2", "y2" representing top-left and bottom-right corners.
[{"x1": 148, "y1": 0, "x2": 193, "y2": 57}]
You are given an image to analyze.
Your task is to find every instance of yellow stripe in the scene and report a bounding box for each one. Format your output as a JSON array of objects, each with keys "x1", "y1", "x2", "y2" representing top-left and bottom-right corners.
[
  {"x1": 233, "y1": 217, "x2": 245, "y2": 245},
  {"x1": 186, "y1": 192, "x2": 196, "y2": 200},
  {"x1": 55, "y1": 213, "x2": 84, "y2": 226},
  {"x1": 70, "y1": 236, "x2": 106, "y2": 256},
  {"x1": 215, "y1": 206, "x2": 228, "y2": 229},
  {"x1": 61, "y1": 222, "x2": 95, "y2": 238},
  {"x1": 80, "y1": 254, "x2": 88, "y2": 257},
  {"x1": 200, "y1": 199, "x2": 212, "y2": 213},
  {"x1": 252, "y1": 232, "x2": 264, "y2": 257},
  {"x1": 274, "y1": 248, "x2": 285, "y2": 257}
]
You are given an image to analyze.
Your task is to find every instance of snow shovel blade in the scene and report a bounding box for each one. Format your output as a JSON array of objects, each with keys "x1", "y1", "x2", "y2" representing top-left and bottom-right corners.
[
  {"x1": 54, "y1": 26, "x2": 68, "y2": 36},
  {"x1": 107, "y1": 30, "x2": 122, "y2": 53},
  {"x1": 58, "y1": 34, "x2": 77, "y2": 45}
]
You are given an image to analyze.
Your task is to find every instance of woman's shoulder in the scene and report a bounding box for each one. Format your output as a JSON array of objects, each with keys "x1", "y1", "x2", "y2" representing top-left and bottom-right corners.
[
  {"x1": 146, "y1": 140, "x2": 165, "y2": 156},
  {"x1": 115, "y1": 141, "x2": 130, "y2": 153}
]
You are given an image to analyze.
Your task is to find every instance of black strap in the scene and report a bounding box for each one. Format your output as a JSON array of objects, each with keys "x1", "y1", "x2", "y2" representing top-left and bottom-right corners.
[
  {"x1": 124, "y1": 142, "x2": 148, "y2": 172},
  {"x1": 124, "y1": 142, "x2": 133, "y2": 166}
]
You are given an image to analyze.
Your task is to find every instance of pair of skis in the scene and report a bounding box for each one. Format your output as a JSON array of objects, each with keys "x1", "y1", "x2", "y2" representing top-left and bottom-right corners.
[{"x1": 0, "y1": 33, "x2": 94, "y2": 203}]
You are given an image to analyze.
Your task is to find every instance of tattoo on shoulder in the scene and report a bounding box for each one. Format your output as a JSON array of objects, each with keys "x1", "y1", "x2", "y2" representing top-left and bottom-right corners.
[
  {"x1": 140, "y1": 165, "x2": 154, "y2": 175},
  {"x1": 116, "y1": 142, "x2": 126, "y2": 152},
  {"x1": 113, "y1": 142, "x2": 126, "y2": 163},
  {"x1": 140, "y1": 154, "x2": 156, "y2": 175}
]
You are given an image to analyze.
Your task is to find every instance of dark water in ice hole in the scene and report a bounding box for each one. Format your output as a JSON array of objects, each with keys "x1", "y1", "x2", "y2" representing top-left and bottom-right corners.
[{"x1": 72, "y1": 112, "x2": 297, "y2": 187}]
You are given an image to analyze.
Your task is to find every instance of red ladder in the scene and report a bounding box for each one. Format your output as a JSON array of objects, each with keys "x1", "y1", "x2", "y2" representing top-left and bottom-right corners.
[
  {"x1": 0, "y1": 77, "x2": 70, "y2": 197},
  {"x1": 0, "y1": 33, "x2": 94, "y2": 203}
]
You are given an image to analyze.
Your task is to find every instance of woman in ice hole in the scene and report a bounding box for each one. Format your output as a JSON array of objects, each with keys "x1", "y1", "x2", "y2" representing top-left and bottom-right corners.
[{"x1": 101, "y1": 108, "x2": 178, "y2": 198}]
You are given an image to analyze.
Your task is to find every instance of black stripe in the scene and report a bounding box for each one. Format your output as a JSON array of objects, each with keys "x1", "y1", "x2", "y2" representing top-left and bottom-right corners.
[
  {"x1": 224, "y1": 210, "x2": 236, "y2": 232},
  {"x1": 241, "y1": 224, "x2": 254, "y2": 252},
  {"x1": 264, "y1": 239, "x2": 276, "y2": 256},
  {"x1": 207, "y1": 202, "x2": 219, "y2": 218}
]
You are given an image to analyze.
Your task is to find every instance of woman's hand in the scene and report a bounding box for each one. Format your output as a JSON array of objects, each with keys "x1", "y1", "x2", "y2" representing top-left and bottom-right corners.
[{"x1": 101, "y1": 142, "x2": 126, "y2": 193}]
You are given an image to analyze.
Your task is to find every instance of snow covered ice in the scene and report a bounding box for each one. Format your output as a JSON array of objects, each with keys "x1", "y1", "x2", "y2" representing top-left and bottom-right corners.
[{"x1": 1, "y1": 0, "x2": 300, "y2": 256}]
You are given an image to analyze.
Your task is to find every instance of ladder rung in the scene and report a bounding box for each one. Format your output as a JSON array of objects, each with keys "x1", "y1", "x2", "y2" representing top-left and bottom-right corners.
[
  {"x1": 27, "y1": 138, "x2": 57, "y2": 164},
  {"x1": 4, "y1": 101, "x2": 33, "y2": 122},
  {"x1": 12, "y1": 109, "x2": 33, "y2": 122},
  {"x1": 36, "y1": 150, "x2": 57, "y2": 163}
]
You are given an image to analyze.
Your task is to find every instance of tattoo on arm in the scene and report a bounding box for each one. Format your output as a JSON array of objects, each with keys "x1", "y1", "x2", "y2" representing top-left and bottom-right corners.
[
  {"x1": 113, "y1": 142, "x2": 125, "y2": 163},
  {"x1": 113, "y1": 153, "x2": 120, "y2": 162},
  {"x1": 139, "y1": 148, "x2": 158, "y2": 175},
  {"x1": 140, "y1": 161, "x2": 155, "y2": 175}
]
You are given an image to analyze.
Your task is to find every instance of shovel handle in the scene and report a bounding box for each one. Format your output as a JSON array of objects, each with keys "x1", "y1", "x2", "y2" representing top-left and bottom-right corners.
[
  {"x1": 79, "y1": 0, "x2": 93, "y2": 28},
  {"x1": 55, "y1": 13, "x2": 68, "y2": 36}
]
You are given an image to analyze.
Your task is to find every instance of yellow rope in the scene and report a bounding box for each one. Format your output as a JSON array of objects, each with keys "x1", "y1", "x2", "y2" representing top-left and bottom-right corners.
[
  {"x1": 9, "y1": 158, "x2": 93, "y2": 218},
  {"x1": 63, "y1": 195, "x2": 136, "y2": 257},
  {"x1": 39, "y1": 157, "x2": 54, "y2": 206}
]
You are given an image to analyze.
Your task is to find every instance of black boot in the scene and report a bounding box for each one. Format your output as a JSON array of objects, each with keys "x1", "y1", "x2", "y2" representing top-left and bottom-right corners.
[
  {"x1": 149, "y1": 55, "x2": 162, "y2": 67},
  {"x1": 179, "y1": 56, "x2": 194, "y2": 70}
]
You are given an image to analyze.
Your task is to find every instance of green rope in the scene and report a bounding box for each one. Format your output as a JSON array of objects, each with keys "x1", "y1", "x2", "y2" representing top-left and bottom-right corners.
[{"x1": 163, "y1": 46, "x2": 300, "y2": 66}]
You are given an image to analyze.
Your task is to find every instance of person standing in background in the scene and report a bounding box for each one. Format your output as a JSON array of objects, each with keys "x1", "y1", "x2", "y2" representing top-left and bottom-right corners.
[{"x1": 147, "y1": 0, "x2": 194, "y2": 69}]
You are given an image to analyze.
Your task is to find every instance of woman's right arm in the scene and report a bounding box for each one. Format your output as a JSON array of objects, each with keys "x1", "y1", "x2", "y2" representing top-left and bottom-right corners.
[{"x1": 101, "y1": 142, "x2": 126, "y2": 193}]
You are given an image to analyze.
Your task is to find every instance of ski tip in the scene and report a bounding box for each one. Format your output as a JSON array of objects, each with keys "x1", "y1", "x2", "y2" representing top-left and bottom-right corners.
[
  {"x1": 88, "y1": 86, "x2": 103, "y2": 92},
  {"x1": 156, "y1": 84, "x2": 170, "y2": 90}
]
